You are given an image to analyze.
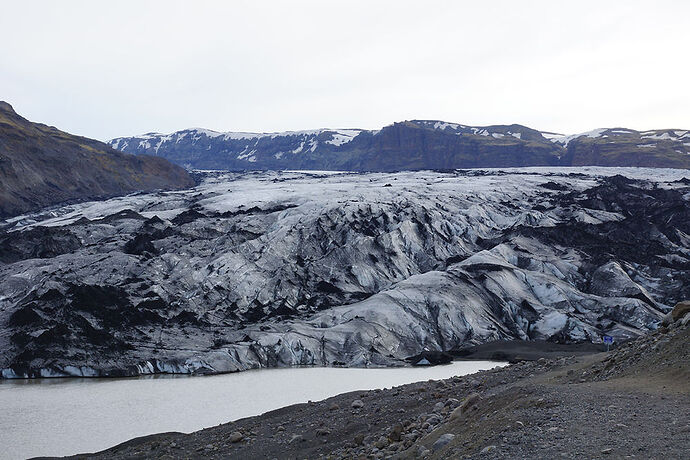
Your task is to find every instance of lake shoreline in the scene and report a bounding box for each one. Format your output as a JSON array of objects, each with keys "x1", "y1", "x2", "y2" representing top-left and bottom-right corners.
[
  {"x1": 1, "y1": 339, "x2": 606, "y2": 381},
  {"x1": 2, "y1": 360, "x2": 503, "y2": 459},
  {"x1": 63, "y1": 324, "x2": 689, "y2": 459}
]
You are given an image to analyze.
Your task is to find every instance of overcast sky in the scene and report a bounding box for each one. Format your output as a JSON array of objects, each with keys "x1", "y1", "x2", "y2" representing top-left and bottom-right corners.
[{"x1": 1, "y1": 0, "x2": 688, "y2": 141}]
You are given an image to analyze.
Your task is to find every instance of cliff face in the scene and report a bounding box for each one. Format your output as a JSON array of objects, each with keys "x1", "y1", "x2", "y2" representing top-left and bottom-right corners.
[
  {"x1": 329, "y1": 122, "x2": 562, "y2": 171},
  {"x1": 0, "y1": 102, "x2": 194, "y2": 218},
  {"x1": 561, "y1": 128, "x2": 690, "y2": 169},
  {"x1": 109, "y1": 121, "x2": 690, "y2": 171}
]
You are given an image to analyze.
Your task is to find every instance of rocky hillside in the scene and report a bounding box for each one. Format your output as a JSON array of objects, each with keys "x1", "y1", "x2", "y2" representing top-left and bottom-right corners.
[
  {"x1": 1, "y1": 167, "x2": 689, "y2": 378},
  {"x1": 108, "y1": 121, "x2": 690, "y2": 171},
  {"x1": 0, "y1": 102, "x2": 194, "y2": 218}
]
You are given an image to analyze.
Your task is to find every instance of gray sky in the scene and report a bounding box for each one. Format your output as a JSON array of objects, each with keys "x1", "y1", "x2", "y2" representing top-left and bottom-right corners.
[{"x1": 2, "y1": 0, "x2": 688, "y2": 141}]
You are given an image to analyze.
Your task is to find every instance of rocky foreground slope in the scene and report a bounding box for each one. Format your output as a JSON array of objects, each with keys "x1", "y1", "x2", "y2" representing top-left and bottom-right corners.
[
  {"x1": 1, "y1": 167, "x2": 689, "y2": 378},
  {"x1": 109, "y1": 121, "x2": 690, "y2": 170},
  {"x1": 0, "y1": 101, "x2": 194, "y2": 218},
  {"x1": 68, "y1": 305, "x2": 690, "y2": 459}
]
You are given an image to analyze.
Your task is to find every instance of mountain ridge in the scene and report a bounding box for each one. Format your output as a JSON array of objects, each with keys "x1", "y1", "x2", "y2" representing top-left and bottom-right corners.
[
  {"x1": 108, "y1": 120, "x2": 690, "y2": 171},
  {"x1": 0, "y1": 102, "x2": 195, "y2": 218}
]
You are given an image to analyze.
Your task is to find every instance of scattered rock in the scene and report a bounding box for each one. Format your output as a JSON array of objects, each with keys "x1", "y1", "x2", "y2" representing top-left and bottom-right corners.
[
  {"x1": 351, "y1": 399, "x2": 364, "y2": 409},
  {"x1": 316, "y1": 427, "x2": 331, "y2": 436},
  {"x1": 388, "y1": 423, "x2": 403, "y2": 442},
  {"x1": 481, "y1": 445, "x2": 497, "y2": 454},
  {"x1": 432, "y1": 433, "x2": 456, "y2": 451},
  {"x1": 445, "y1": 398, "x2": 459, "y2": 407},
  {"x1": 671, "y1": 301, "x2": 690, "y2": 322},
  {"x1": 374, "y1": 436, "x2": 389, "y2": 449},
  {"x1": 229, "y1": 431, "x2": 244, "y2": 443},
  {"x1": 459, "y1": 392, "x2": 481, "y2": 414},
  {"x1": 288, "y1": 434, "x2": 305, "y2": 444}
]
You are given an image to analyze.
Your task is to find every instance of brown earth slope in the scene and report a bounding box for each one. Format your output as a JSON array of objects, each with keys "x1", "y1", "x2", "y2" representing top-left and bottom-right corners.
[
  {"x1": 0, "y1": 102, "x2": 194, "y2": 218},
  {"x1": 65, "y1": 315, "x2": 689, "y2": 459}
]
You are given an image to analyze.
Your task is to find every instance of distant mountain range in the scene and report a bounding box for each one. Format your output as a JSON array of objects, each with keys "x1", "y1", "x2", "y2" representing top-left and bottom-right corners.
[
  {"x1": 0, "y1": 102, "x2": 194, "y2": 218},
  {"x1": 109, "y1": 120, "x2": 690, "y2": 171}
]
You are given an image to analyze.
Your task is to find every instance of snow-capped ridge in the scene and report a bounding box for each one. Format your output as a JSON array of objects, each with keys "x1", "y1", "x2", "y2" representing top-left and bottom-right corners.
[
  {"x1": 547, "y1": 127, "x2": 690, "y2": 147},
  {"x1": 107, "y1": 120, "x2": 690, "y2": 170}
]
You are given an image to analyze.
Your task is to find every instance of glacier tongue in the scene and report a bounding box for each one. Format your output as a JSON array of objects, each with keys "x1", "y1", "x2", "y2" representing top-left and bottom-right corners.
[{"x1": 1, "y1": 167, "x2": 689, "y2": 378}]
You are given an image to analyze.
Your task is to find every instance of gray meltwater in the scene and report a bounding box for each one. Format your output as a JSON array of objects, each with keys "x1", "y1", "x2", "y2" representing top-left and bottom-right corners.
[{"x1": 1, "y1": 361, "x2": 503, "y2": 459}]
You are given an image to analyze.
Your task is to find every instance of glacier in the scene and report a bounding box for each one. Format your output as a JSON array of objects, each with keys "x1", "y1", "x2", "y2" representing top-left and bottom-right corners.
[{"x1": 1, "y1": 167, "x2": 689, "y2": 378}]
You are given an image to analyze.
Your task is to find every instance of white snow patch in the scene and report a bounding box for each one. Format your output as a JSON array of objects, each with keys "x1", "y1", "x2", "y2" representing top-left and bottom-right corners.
[
  {"x1": 325, "y1": 129, "x2": 362, "y2": 146},
  {"x1": 540, "y1": 132, "x2": 565, "y2": 140},
  {"x1": 550, "y1": 128, "x2": 608, "y2": 147},
  {"x1": 237, "y1": 149, "x2": 257, "y2": 160},
  {"x1": 292, "y1": 141, "x2": 305, "y2": 154},
  {"x1": 641, "y1": 131, "x2": 678, "y2": 141},
  {"x1": 471, "y1": 128, "x2": 491, "y2": 137},
  {"x1": 432, "y1": 122, "x2": 460, "y2": 131},
  {"x1": 190, "y1": 128, "x2": 224, "y2": 138}
]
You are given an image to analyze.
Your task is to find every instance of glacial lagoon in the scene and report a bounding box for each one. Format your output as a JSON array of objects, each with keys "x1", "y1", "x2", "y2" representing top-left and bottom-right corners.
[{"x1": 0, "y1": 361, "x2": 504, "y2": 459}]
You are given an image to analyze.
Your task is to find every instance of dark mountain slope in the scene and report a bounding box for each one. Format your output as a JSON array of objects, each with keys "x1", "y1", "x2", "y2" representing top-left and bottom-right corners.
[{"x1": 0, "y1": 102, "x2": 194, "y2": 218}]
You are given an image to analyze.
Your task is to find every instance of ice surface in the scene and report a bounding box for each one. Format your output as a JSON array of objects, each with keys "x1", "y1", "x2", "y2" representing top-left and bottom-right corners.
[{"x1": 1, "y1": 167, "x2": 687, "y2": 377}]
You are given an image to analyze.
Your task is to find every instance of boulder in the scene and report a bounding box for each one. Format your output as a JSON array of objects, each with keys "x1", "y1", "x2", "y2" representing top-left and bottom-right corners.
[
  {"x1": 388, "y1": 423, "x2": 403, "y2": 442},
  {"x1": 671, "y1": 301, "x2": 690, "y2": 322},
  {"x1": 228, "y1": 431, "x2": 243, "y2": 443},
  {"x1": 432, "y1": 433, "x2": 456, "y2": 451}
]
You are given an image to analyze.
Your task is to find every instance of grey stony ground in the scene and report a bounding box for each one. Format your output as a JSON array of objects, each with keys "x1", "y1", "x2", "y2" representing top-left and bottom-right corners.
[{"x1": 63, "y1": 320, "x2": 689, "y2": 460}]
